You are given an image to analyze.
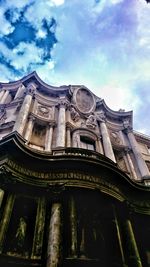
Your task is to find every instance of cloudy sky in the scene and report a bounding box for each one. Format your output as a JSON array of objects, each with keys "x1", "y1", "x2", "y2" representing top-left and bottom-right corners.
[{"x1": 0, "y1": 0, "x2": 150, "y2": 134}]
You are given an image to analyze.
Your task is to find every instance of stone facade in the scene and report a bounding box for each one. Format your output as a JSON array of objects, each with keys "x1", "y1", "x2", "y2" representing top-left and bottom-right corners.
[{"x1": 0, "y1": 72, "x2": 150, "y2": 267}]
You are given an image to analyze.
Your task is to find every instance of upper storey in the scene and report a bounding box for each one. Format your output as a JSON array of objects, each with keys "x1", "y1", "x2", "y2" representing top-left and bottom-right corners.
[{"x1": 0, "y1": 72, "x2": 150, "y2": 182}]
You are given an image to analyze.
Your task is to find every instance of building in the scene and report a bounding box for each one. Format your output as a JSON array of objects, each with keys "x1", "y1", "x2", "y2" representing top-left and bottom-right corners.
[{"x1": 0, "y1": 71, "x2": 150, "y2": 267}]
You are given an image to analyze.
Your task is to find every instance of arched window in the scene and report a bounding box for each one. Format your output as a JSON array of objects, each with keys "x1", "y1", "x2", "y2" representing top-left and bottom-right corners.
[{"x1": 72, "y1": 128, "x2": 100, "y2": 152}]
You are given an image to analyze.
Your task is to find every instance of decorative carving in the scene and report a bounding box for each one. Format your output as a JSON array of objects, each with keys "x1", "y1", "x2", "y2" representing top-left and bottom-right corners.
[
  {"x1": 110, "y1": 131, "x2": 122, "y2": 145},
  {"x1": 59, "y1": 99, "x2": 69, "y2": 108},
  {"x1": 37, "y1": 105, "x2": 50, "y2": 118},
  {"x1": 70, "y1": 106, "x2": 80, "y2": 122},
  {"x1": 27, "y1": 82, "x2": 37, "y2": 95},
  {"x1": 73, "y1": 88, "x2": 96, "y2": 114},
  {"x1": 86, "y1": 114, "x2": 97, "y2": 129},
  {"x1": 123, "y1": 118, "x2": 132, "y2": 129}
]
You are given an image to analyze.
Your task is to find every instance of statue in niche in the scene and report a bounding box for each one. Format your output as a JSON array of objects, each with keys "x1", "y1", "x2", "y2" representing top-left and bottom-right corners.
[
  {"x1": 70, "y1": 106, "x2": 80, "y2": 122},
  {"x1": 15, "y1": 217, "x2": 27, "y2": 249},
  {"x1": 86, "y1": 114, "x2": 97, "y2": 129}
]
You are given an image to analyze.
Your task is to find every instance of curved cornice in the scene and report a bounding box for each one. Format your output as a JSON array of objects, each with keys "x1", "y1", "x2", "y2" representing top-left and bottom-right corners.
[
  {"x1": 0, "y1": 71, "x2": 70, "y2": 95},
  {"x1": 97, "y1": 99, "x2": 133, "y2": 124},
  {"x1": 0, "y1": 131, "x2": 148, "y2": 191}
]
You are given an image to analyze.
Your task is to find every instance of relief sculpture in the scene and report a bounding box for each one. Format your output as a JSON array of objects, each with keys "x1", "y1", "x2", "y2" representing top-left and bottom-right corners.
[
  {"x1": 70, "y1": 106, "x2": 80, "y2": 122},
  {"x1": 86, "y1": 114, "x2": 97, "y2": 129},
  {"x1": 37, "y1": 105, "x2": 51, "y2": 118}
]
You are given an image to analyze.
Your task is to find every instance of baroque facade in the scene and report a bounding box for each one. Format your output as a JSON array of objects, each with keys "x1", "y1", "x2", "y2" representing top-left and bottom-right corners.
[{"x1": 0, "y1": 72, "x2": 150, "y2": 267}]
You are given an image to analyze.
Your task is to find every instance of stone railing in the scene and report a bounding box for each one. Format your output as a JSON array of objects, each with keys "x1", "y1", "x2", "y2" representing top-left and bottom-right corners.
[{"x1": 52, "y1": 147, "x2": 115, "y2": 164}]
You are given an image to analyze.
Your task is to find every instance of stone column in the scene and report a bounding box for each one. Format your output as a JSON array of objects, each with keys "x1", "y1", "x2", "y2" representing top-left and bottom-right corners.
[
  {"x1": 0, "y1": 194, "x2": 15, "y2": 253},
  {"x1": 100, "y1": 121, "x2": 116, "y2": 162},
  {"x1": 56, "y1": 100, "x2": 67, "y2": 147},
  {"x1": 31, "y1": 197, "x2": 46, "y2": 259},
  {"x1": 80, "y1": 227, "x2": 86, "y2": 258},
  {"x1": 113, "y1": 206, "x2": 127, "y2": 267},
  {"x1": 66, "y1": 126, "x2": 71, "y2": 147},
  {"x1": 96, "y1": 137, "x2": 104, "y2": 154},
  {"x1": 0, "y1": 189, "x2": 4, "y2": 208},
  {"x1": 13, "y1": 83, "x2": 36, "y2": 135},
  {"x1": 119, "y1": 130, "x2": 137, "y2": 179},
  {"x1": 0, "y1": 90, "x2": 10, "y2": 104},
  {"x1": 124, "y1": 219, "x2": 142, "y2": 267},
  {"x1": 0, "y1": 90, "x2": 5, "y2": 102},
  {"x1": 14, "y1": 84, "x2": 25, "y2": 100},
  {"x1": 45, "y1": 123, "x2": 54, "y2": 152},
  {"x1": 46, "y1": 203, "x2": 62, "y2": 267},
  {"x1": 126, "y1": 128, "x2": 150, "y2": 177},
  {"x1": 125, "y1": 149, "x2": 137, "y2": 180},
  {"x1": 69, "y1": 196, "x2": 77, "y2": 257},
  {"x1": 24, "y1": 115, "x2": 35, "y2": 142}
]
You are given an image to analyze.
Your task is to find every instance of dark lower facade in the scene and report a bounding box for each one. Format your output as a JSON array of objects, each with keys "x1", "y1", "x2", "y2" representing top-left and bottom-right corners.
[{"x1": 0, "y1": 133, "x2": 149, "y2": 267}]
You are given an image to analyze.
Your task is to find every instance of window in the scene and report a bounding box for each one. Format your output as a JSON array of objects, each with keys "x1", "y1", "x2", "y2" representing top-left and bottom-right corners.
[
  {"x1": 80, "y1": 136, "x2": 95, "y2": 151},
  {"x1": 30, "y1": 122, "x2": 46, "y2": 148}
]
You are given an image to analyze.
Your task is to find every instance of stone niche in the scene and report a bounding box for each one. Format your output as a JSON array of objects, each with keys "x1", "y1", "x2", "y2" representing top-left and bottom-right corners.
[{"x1": 30, "y1": 121, "x2": 46, "y2": 149}]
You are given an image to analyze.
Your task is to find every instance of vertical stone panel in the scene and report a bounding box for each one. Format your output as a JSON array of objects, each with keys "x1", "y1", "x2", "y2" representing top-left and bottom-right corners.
[
  {"x1": 0, "y1": 194, "x2": 15, "y2": 253},
  {"x1": 31, "y1": 197, "x2": 46, "y2": 259},
  {"x1": 69, "y1": 196, "x2": 77, "y2": 257},
  {"x1": 46, "y1": 203, "x2": 62, "y2": 267},
  {"x1": 100, "y1": 121, "x2": 116, "y2": 162}
]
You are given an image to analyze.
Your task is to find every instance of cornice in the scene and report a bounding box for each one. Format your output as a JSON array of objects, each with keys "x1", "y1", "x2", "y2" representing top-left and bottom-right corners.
[
  {"x1": 96, "y1": 99, "x2": 133, "y2": 124},
  {"x1": 0, "y1": 71, "x2": 70, "y2": 95}
]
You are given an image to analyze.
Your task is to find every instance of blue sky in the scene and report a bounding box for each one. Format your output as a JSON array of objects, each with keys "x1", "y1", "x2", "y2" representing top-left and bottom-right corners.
[{"x1": 0, "y1": 0, "x2": 150, "y2": 134}]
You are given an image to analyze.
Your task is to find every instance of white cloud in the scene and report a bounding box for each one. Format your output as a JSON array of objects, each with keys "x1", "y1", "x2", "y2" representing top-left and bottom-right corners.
[
  {"x1": 0, "y1": 63, "x2": 19, "y2": 82},
  {"x1": 50, "y1": 0, "x2": 65, "y2": 6},
  {"x1": 0, "y1": 8, "x2": 14, "y2": 36},
  {"x1": 36, "y1": 29, "x2": 47, "y2": 39},
  {"x1": 0, "y1": 0, "x2": 150, "y2": 134},
  {"x1": 109, "y1": 0, "x2": 123, "y2": 4},
  {"x1": 12, "y1": 42, "x2": 44, "y2": 71}
]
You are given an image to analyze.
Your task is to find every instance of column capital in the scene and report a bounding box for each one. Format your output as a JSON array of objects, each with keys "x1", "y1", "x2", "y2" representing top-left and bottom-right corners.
[
  {"x1": 122, "y1": 118, "x2": 133, "y2": 133},
  {"x1": 66, "y1": 121, "x2": 73, "y2": 130},
  {"x1": 47, "y1": 121, "x2": 56, "y2": 128},
  {"x1": 57, "y1": 99, "x2": 69, "y2": 109},
  {"x1": 26, "y1": 82, "x2": 37, "y2": 96},
  {"x1": 96, "y1": 111, "x2": 106, "y2": 122},
  {"x1": 123, "y1": 126, "x2": 133, "y2": 134},
  {"x1": 97, "y1": 135, "x2": 102, "y2": 141},
  {"x1": 28, "y1": 114, "x2": 36, "y2": 121},
  {"x1": 124, "y1": 147, "x2": 132, "y2": 154}
]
